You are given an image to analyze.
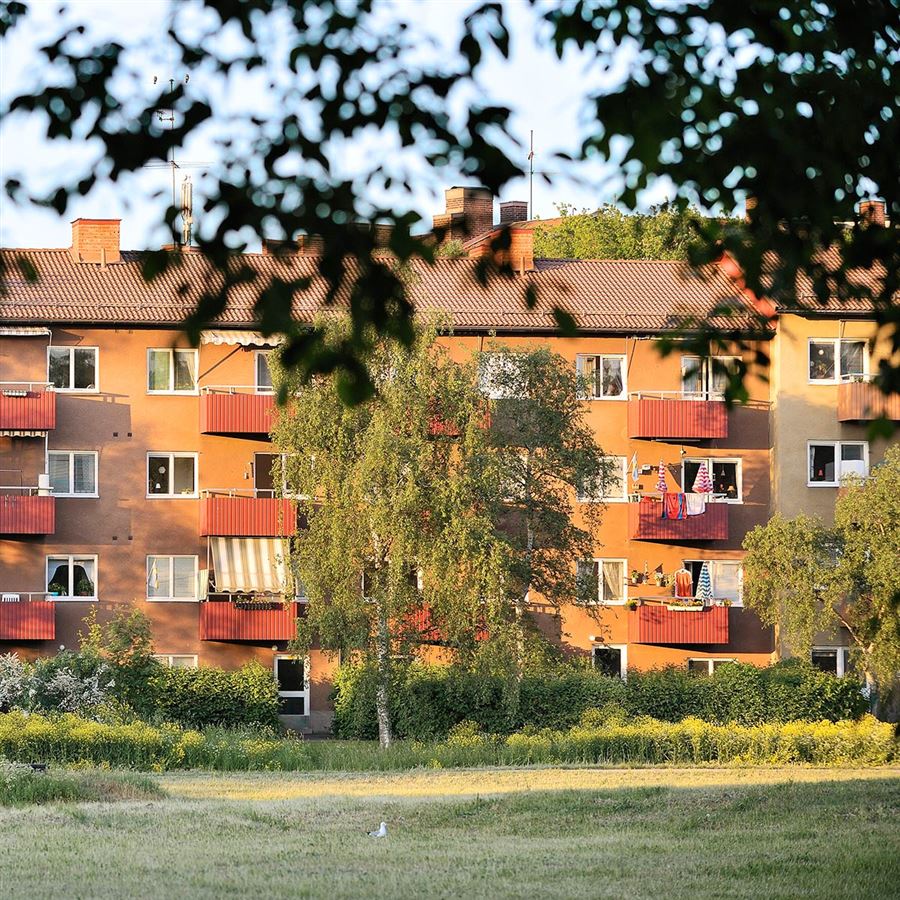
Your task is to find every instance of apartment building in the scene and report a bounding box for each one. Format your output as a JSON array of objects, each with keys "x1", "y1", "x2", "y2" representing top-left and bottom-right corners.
[{"x1": 1, "y1": 191, "x2": 893, "y2": 728}]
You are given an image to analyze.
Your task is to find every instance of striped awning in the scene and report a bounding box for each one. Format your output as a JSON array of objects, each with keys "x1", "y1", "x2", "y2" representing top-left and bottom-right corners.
[
  {"x1": 0, "y1": 327, "x2": 51, "y2": 337},
  {"x1": 210, "y1": 537, "x2": 288, "y2": 593},
  {"x1": 200, "y1": 330, "x2": 282, "y2": 347}
]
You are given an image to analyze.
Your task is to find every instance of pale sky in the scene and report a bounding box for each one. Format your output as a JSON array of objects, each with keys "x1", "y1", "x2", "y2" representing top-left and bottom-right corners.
[{"x1": 0, "y1": 0, "x2": 674, "y2": 251}]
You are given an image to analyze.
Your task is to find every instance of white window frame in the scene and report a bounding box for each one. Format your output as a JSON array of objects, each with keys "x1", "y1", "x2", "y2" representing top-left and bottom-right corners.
[
  {"x1": 47, "y1": 450, "x2": 99, "y2": 498},
  {"x1": 579, "y1": 558, "x2": 628, "y2": 606},
  {"x1": 683, "y1": 559, "x2": 744, "y2": 607},
  {"x1": 152, "y1": 654, "x2": 199, "y2": 668},
  {"x1": 146, "y1": 555, "x2": 200, "y2": 602},
  {"x1": 578, "y1": 456, "x2": 628, "y2": 503},
  {"x1": 687, "y1": 658, "x2": 737, "y2": 676},
  {"x1": 807, "y1": 441, "x2": 869, "y2": 488},
  {"x1": 811, "y1": 646, "x2": 849, "y2": 677},
  {"x1": 680, "y1": 355, "x2": 740, "y2": 399},
  {"x1": 47, "y1": 345, "x2": 99, "y2": 393},
  {"x1": 147, "y1": 348, "x2": 199, "y2": 395},
  {"x1": 255, "y1": 350, "x2": 275, "y2": 394},
  {"x1": 146, "y1": 452, "x2": 199, "y2": 498},
  {"x1": 46, "y1": 554, "x2": 98, "y2": 601},
  {"x1": 682, "y1": 457, "x2": 743, "y2": 503},
  {"x1": 807, "y1": 338, "x2": 868, "y2": 384},
  {"x1": 576, "y1": 354, "x2": 627, "y2": 400},
  {"x1": 274, "y1": 654, "x2": 310, "y2": 716},
  {"x1": 591, "y1": 643, "x2": 628, "y2": 679}
]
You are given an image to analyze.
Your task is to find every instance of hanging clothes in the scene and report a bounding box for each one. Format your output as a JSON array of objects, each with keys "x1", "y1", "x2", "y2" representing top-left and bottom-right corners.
[
  {"x1": 674, "y1": 568, "x2": 693, "y2": 599},
  {"x1": 685, "y1": 493, "x2": 706, "y2": 516},
  {"x1": 661, "y1": 492, "x2": 686, "y2": 520},
  {"x1": 696, "y1": 561, "x2": 714, "y2": 603}
]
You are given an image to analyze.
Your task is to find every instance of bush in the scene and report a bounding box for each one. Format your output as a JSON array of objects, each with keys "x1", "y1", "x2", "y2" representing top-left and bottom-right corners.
[{"x1": 332, "y1": 660, "x2": 869, "y2": 740}]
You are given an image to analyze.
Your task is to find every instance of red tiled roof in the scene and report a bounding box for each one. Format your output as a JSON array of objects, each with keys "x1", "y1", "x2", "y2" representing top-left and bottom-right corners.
[{"x1": 0, "y1": 247, "x2": 762, "y2": 333}]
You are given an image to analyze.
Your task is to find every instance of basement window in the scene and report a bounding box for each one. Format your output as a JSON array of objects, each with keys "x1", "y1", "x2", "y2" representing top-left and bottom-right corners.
[{"x1": 592, "y1": 644, "x2": 627, "y2": 679}]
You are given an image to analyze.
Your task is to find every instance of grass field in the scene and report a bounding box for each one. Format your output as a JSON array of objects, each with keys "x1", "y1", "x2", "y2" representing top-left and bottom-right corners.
[{"x1": 0, "y1": 766, "x2": 897, "y2": 899}]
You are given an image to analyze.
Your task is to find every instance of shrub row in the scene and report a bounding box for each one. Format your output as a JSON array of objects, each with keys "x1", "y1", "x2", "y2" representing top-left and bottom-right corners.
[
  {"x1": 0, "y1": 710, "x2": 893, "y2": 770},
  {"x1": 332, "y1": 661, "x2": 869, "y2": 740}
]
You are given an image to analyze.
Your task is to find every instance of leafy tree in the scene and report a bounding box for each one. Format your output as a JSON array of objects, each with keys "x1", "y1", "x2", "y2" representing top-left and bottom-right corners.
[
  {"x1": 2, "y1": 1, "x2": 895, "y2": 400},
  {"x1": 533, "y1": 203, "x2": 740, "y2": 261},
  {"x1": 742, "y1": 446, "x2": 900, "y2": 710}
]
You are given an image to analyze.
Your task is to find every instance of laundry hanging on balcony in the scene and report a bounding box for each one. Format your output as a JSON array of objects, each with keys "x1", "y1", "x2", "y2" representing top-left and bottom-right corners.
[
  {"x1": 656, "y1": 460, "x2": 668, "y2": 493},
  {"x1": 661, "y1": 492, "x2": 686, "y2": 520},
  {"x1": 696, "y1": 561, "x2": 713, "y2": 603},
  {"x1": 673, "y1": 567, "x2": 693, "y2": 599},
  {"x1": 685, "y1": 493, "x2": 706, "y2": 516},
  {"x1": 210, "y1": 537, "x2": 288, "y2": 593},
  {"x1": 692, "y1": 462, "x2": 713, "y2": 494}
]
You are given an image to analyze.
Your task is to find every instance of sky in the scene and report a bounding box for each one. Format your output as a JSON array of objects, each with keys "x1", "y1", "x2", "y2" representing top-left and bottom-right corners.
[{"x1": 0, "y1": 0, "x2": 673, "y2": 251}]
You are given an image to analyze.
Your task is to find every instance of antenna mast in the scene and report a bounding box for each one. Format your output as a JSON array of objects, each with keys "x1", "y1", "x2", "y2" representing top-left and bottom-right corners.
[
  {"x1": 152, "y1": 74, "x2": 191, "y2": 244},
  {"x1": 528, "y1": 130, "x2": 534, "y2": 219}
]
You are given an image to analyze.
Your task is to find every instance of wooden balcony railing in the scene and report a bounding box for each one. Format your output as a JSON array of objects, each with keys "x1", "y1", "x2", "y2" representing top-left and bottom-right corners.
[
  {"x1": 628, "y1": 604, "x2": 729, "y2": 645},
  {"x1": 200, "y1": 491, "x2": 296, "y2": 536},
  {"x1": 199, "y1": 387, "x2": 275, "y2": 435},
  {"x1": 0, "y1": 383, "x2": 56, "y2": 432},
  {"x1": 837, "y1": 379, "x2": 900, "y2": 422},
  {"x1": 627, "y1": 393, "x2": 728, "y2": 440},
  {"x1": 0, "y1": 596, "x2": 56, "y2": 640},
  {"x1": 628, "y1": 498, "x2": 728, "y2": 541},
  {"x1": 200, "y1": 599, "x2": 301, "y2": 641},
  {"x1": 0, "y1": 492, "x2": 55, "y2": 535}
]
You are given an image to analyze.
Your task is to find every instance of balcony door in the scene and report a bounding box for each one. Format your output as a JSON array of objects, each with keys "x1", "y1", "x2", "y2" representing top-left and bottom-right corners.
[{"x1": 681, "y1": 356, "x2": 739, "y2": 400}]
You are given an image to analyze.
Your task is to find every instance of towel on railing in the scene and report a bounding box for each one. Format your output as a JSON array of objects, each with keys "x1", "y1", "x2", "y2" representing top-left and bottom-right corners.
[
  {"x1": 661, "y1": 492, "x2": 686, "y2": 520},
  {"x1": 685, "y1": 493, "x2": 706, "y2": 516}
]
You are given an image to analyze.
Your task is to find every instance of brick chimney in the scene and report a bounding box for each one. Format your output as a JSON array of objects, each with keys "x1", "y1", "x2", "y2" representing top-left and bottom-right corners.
[
  {"x1": 858, "y1": 199, "x2": 886, "y2": 226},
  {"x1": 70, "y1": 218, "x2": 121, "y2": 265},
  {"x1": 499, "y1": 200, "x2": 528, "y2": 224},
  {"x1": 433, "y1": 186, "x2": 494, "y2": 241}
]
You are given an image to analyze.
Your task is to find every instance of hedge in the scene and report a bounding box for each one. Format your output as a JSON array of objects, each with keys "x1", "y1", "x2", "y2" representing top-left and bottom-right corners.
[
  {"x1": 332, "y1": 660, "x2": 869, "y2": 740},
  {"x1": 0, "y1": 711, "x2": 893, "y2": 770}
]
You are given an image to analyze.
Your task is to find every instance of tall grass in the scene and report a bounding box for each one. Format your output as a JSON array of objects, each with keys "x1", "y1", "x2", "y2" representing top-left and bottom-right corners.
[
  {"x1": 1, "y1": 711, "x2": 895, "y2": 771},
  {"x1": 0, "y1": 760, "x2": 163, "y2": 805}
]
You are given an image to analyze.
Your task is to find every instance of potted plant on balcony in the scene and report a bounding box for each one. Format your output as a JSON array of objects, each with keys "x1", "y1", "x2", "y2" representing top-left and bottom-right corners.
[
  {"x1": 625, "y1": 599, "x2": 639, "y2": 610},
  {"x1": 653, "y1": 571, "x2": 669, "y2": 588},
  {"x1": 666, "y1": 597, "x2": 703, "y2": 611},
  {"x1": 630, "y1": 569, "x2": 643, "y2": 585},
  {"x1": 234, "y1": 594, "x2": 281, "y2": 611},
  {"x1": 47, "y1": 582, "x2": 66, "y2": 597}
]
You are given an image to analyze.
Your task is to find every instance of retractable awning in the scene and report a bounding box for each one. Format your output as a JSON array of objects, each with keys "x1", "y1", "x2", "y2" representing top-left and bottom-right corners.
[
  {"x1": 200, "y1": 330, "x2": 283, "y2": 347},
  {"x1": 0, "y1": 327, "x2": 51, "y2": 337},
  {"x1": 210, "y1": 537, "x2": 288, "y2": 593}
]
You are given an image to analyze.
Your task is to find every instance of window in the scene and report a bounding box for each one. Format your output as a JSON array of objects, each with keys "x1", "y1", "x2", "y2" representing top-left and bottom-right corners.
[
  {"x1": 48, "y1": 451, "x2": 97, "y2": 497},
  {"x1": 681, "y1": 355, "x2": 739, "y2": 399},
  {"x1": 46, "y1": 555, "x2": 97, "y2": 599},
  {"x1": 592, "y1": 644, "x2": 627, "y2": 679},
  {"x1": 48, "y1": 346, "x2": 97, "y2": 391},
  {"x1": 478, "y1": 353, "x2": 524, "y2": 400},
  {"x1": 274, "y1": 655, "x2": 309, "y2": 715},
  {"x1": 684, "y1": 560, "x2": 743, "y2": 606},
  {"x1": 808, "y1": 339, "x2": 867, "y2": 383},
  {"x1": 147, "y1": 555, "x2": 199, "y2": 601},
  {"x1": 577, "y1": 456, "x2": 627, "y2": 503},
  {"x1": 153, "y1": 654, "x2": 198, "y2": 668},
  {"x1": 255, "y1": 351, "x2": 274, "y2": 393},
  {"x1": 577, "y1": 559, "x2": 626, "y2": 605},
  {"x1": 808, "y1": 441, "x2": 869, "y2": 487},
  {"x1": 147, "y1": 453, "x2": 198, "y2": 497},
  {"x1": 811, "y1": 647, "x2": 849, "y2": 677},
  {"x1": 576, "y1": 354, "x2": 626, "y2": 399},
  {"x1": 147, "y1": 349, "x2": 198, "y2": 393},
  {"x1": 688, "y1": 658, "x2": 736, "y2": 676},
  {"x1": 683, "y1": 458, "x2": 741, "y2": 501}
]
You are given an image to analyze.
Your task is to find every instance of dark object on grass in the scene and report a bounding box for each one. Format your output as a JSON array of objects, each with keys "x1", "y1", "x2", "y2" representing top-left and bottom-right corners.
[{"x1": 29, "y1": 763, "x2": 48, "y2": 773}]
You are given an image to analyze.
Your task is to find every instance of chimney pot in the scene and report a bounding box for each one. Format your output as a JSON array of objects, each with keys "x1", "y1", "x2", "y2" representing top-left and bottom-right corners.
[
  {"x1": 70, "y1": 218, "x2": 121, "y2": 264},
  {"x1": 858, "y1": 199, "x2": 886, "y2": 227},
  {"x1": 500, "y1": 200, "x2": 529, "y2": 224}
]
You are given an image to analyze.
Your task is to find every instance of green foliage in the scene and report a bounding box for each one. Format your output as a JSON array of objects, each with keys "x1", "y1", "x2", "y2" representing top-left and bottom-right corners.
[
  {"x1": 435, "y1": 240, "x2": 467, "y2": 259},
  {"x1": 0, "y1": 761, "x2": 163, "y2": 806}
]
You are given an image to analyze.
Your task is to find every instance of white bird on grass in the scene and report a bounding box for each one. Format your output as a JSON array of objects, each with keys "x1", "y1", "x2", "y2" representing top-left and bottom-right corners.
[{"x1": 368, "y1": 822, "x2": 387, "y2": 838}]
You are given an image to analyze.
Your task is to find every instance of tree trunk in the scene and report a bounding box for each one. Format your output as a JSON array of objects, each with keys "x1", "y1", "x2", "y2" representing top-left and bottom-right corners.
[
  {"x1": 374, "y1": 594, "x2": 393, "y2": 748},
  {"x1": 864, "y1": 667, "x2": 880, "y2": 718}
]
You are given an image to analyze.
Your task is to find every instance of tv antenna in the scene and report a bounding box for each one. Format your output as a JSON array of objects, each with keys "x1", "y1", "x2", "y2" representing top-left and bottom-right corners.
[{"x1": 528, "y1": 130, "x2": 534, "y2": 220}]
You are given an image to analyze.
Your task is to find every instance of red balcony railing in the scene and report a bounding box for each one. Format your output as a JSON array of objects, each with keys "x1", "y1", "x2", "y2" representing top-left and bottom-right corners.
[
  {"x1": 0, "y1": 383, "x2": 56, "y2": 432},
  {"x1": 199, "y1": 387, "x2": 275, "y2": 435},
  {"x1": 837, "y1": 378, "x2": 900, "y2": 422},
  {"x1": 627, "y1": 393, "x2": 727, "y2": 440},
  {"x1": 0, "y1": 595, "x2": 56, "y2": 640},
  {"x1": 200, "y1": 599, "x2": 301, "y2": 641},
  {"x1": 200, "y1": 491, "x2": 296, "y2": 536},
  {"x1": 628, "y1": 498, "x2": 728, "y2": 541},
  {"x1": 628, "y1": 604, "x2": 729, "y2": 645},
  {"x1": 0, "y1": 492, "x2": 55, "y2": 534}
]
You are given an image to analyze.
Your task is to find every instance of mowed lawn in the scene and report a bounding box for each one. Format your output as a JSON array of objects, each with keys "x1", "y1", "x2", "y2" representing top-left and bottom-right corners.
[{"x1": 1, "y1": 767, "x2": 897, "y2": 899}]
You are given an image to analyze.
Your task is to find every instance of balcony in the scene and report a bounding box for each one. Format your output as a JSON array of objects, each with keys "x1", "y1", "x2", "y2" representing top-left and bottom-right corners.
[
  {"x1": 200, "y1": 386, "x2": 276, "y2": 436},
  {"x1": 628, "y1": 603, "x2": 729, "y2": 645},
  {"x1": 627, "y1": 392, "x2": 727, "y2": 440},
  {"x1": 200, "y1": 490, "x2": 296, "y2": 537},
  {"x1": 200, "y1": 599, "x2": 301, "y2": 641},
  {"x1": 0, "y1": 594, "x2": 56, "y2": 640},
  {"x1": 0, "y1": 383, "x2": 56, "y2": 433},
  {"x1": 0, "y1": 491, "x2": 55, "y2": 535},
  {"x1": 628, "y1": 498, "x2": 728, "y2": 542},
  {"x1": 837, "y1": 378, "x2": 900, "y2": 422}
]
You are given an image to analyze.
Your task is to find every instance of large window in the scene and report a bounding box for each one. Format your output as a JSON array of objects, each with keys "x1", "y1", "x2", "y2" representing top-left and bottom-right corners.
[
  {"x1": 147, "y1": 555, "x2": 199, "y2": 602},
  {"x1": 46, "y1": 555, "x2": 97, "y2": 599},
  {"x1": 684, "y1": 560, "x2": 743, "y2": 605},
  {"x1": 683, "y1": 457, "x2": 741, "y2": 501},
  {"x1": 592, "y1": 644, "x2": 627, "y2": 679},
  {"x1": 808, "y1": 441, "x2": 868, "y2": 487},
  {"x1": 48, "y1": 451, "x2": 97, "y2": 497},
  {"x1": 577, "y1": 559, "x2": 626, "y2": 605},
  {"x1": 274, "y1": 655, "x2": 309, "y2": 715},
  {"x1": 147, "y1": 453, "x2": 198, "y2": 497},
  {"x1": 48, "y1": 346, "x2": 97, "y2": 391},
  {"x1": 808, "y1": 339, "x2": 866, "y2": 383},
  {"x1": 577, "y1": 456, "x2": 627, "y2": 503},
  {"x1": 680, "y1": 355, "x2": 739, "y2": 399},
  {"x1": 811, "y1": 647, "x2": 849, "y2": 677},
  {"x1": 147, "y1": 348, "x2": 198, "y2": 393},
  {"x1": 478, "y1": 353, "x2": 524, "y2": 400},
  {"x1": 255, "y1": 351, "x2": 274, "y2": 393},
  {"x1": 576, "y1": 354, "x2": 626, "y2": 399}
]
